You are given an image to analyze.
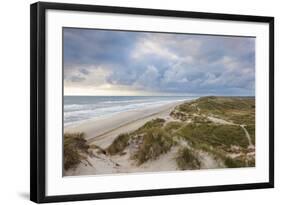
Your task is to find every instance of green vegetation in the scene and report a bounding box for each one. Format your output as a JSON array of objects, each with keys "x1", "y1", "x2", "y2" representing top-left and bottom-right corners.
[
  {"x1": 137, "y1": 118, "x2": 165, "y2": 132},
  {"x1": 172, "y1": 97, "x2": 255, "y2": 150},
  {"x1": 106, "y1": 96, "x2": 255, "y2": 170},
  {"x1": 176, "y1": 103, "x2": 197, "y2": 113},
  {"x1": 176, "y1": 147, "x2": 200, "y2": 170},
  {"x1": 107, "y1": 133, "x2": 130, "y2": 155},
  {"x1": 224, "y1": 157, "x2": 247, "y2": 168},
  {"x1": 173, "y1": 96, "x2": 255, "y2": 126},
  {"x1": 177, "y1": 124, "x2": 248, "y2": 149},
  {"x1": 164, "y1": 121, "x2": 183, "y2": 132},
  {"x1": 191, "y1": 115, "x2": 212, "y2": 124},
  {"x1": 64, "y1": 132, "x2": 90, "y2": 170},
  {"x1": 133, "y1": 127, "x2": 174, "y2": 165},
  {"x1": 247, "y1": 158, "x2": 256, "y2": 167},
  {"x1": 106, "y1": 118, "x2": 174, "y2": 163},
  {"x1": 224, "y1": 155, "x2": 255, "y2": 168}
]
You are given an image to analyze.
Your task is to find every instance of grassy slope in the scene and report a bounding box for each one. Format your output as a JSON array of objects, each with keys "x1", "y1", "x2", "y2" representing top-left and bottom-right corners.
[
  {"x1": 173, "y1": 96, "x2": 255, "y2": 168},
  {"x1": 64, "y1": 132, "x2": 90, "y2": 170},
  {"x1": 174, "y1": 96, "x2": 255, "y2": 125},
  {"x1": 106, "y1": 96, "x2": 255, "y2": 170},
  {"x1": 172, "y1": 96, "x2": 255, "y2": 144}
]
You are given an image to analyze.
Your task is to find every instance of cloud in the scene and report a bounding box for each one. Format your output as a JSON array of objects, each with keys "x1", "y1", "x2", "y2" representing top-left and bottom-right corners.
[
  {"x1": 79, "y1": 68, "x2": 89, "y2": 75},
  {"x1": 132, "y1": 35, "x2": 180, "y2": 61},
  {"x1": 64, "y1": 28, "x2": 255, "y2": 96},
  {"x1": 133, "y1": 65, "x2": 160, "y2": 90},
  {"x1": 64, "y1": 64, "x2": 112, "y2": 87},
  {"x1": 69, "y1": 75, "x2": 85, "y2": 82}
]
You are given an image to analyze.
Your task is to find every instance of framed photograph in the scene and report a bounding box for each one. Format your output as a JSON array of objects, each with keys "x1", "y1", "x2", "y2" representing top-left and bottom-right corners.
[{"x1": 30, "y1": 2, "x2": 274, "y2": 203}]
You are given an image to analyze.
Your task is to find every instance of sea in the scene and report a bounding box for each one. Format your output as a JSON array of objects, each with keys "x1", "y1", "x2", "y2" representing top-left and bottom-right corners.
[{"x1": 64, "y1": 96, "x2": 198, "y2": 127}]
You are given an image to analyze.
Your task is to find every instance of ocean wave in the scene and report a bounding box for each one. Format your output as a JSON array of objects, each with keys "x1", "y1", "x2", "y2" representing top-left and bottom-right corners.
[
  {"x1": 64, "y1": 97, "x2": 195, "y2": 126},
  {"x1": 64, "y1": 99, "x2": 156, "y2": 112}
]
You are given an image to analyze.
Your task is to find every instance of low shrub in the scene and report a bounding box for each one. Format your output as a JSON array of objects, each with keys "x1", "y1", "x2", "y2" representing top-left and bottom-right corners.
[
  {"x1": 133, "y1": 128, "x2": 173, "y2": 165},
  {"x1": 177, "y1": 124, "x2": 248, "y2": 149},
  {"x1": 64, "y1": 132, "x2": 89, "y2": 170},
  {"x1": 137, "y1": 118, "x2": 165, "y2": 132},
  {"x1": 224, "y1": 157, "x2": 247, "y2": 168},
  {"x1": 106, "y1": 133, "x2": 130, "y2": 155},
  {"x1": 164, "y1": 121, "x2": 183, "y2": 132},
  {"x1": 176, "y1": 147, "x2": 200, "y2": 170}
]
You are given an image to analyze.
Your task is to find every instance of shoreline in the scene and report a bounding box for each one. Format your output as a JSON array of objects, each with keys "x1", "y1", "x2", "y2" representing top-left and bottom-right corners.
[{"x1": 65, "y1": 100, "x2": 191, "y2": 148}]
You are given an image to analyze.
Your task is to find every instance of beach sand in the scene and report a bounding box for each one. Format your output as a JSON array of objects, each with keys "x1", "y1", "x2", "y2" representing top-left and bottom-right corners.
[{"x1": 65, "y1": 101, "x2": 183, "y2": 149}]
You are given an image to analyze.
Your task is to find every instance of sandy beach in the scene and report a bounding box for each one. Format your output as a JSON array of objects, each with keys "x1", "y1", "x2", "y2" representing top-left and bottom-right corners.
[{"x1": 65, "y1": 100, "x2": 184, "y2": 149}]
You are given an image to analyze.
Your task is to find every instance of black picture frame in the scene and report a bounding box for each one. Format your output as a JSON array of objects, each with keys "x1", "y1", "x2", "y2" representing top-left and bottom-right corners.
[{"x1": 30, "y1": 2, "x2": 274, "y2": 203}]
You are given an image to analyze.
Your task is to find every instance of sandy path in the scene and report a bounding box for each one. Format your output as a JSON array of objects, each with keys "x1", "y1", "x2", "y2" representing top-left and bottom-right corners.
[
  {"x1": 240, "y1": 125, "x2": 254, "y2": 148},
  {"x1": 207, "y1": 116, "x2": 234, "y2": 125}
]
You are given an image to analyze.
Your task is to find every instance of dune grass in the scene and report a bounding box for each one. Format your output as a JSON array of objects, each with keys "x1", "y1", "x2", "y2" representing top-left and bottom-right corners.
[
  {"x1": 107, "y1": 133, "x2": 130, "y2": 155},
  {"x1": 176, "y1": 147, "x2": 201, "y2": 170},
  {"x1": 224, "y1": 157, "x2": 247, "y2": 168},
  {"x1": 172, "y1": 96, "x2": 255, "y2": 126},
  {"x1": 106, "y1": 118, "x2": 175, "y2": 164},
  {"x1": 164, "y1": 121, "x2": 183, "y2": 132},
  {"x1": 176, "y1": 123, "x2": 248, "y2": 150},
  {"x1": 64, "y1": 132, "x2": 90, "y2": 170},
  {"x1": 136, "y1": 118, "x2": 166, "y2": 132},
  {"x1": 224, "y1": 154, "x2": 255, "y2": 168},
  {"x1": 132, "y1": 127, "x2": 174, "y2": 165}
]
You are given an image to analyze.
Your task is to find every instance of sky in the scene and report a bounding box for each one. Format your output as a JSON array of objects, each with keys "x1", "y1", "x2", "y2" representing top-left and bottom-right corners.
[{"x1": 63, "y1": 28, "x2": 255, "y2": 96}]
